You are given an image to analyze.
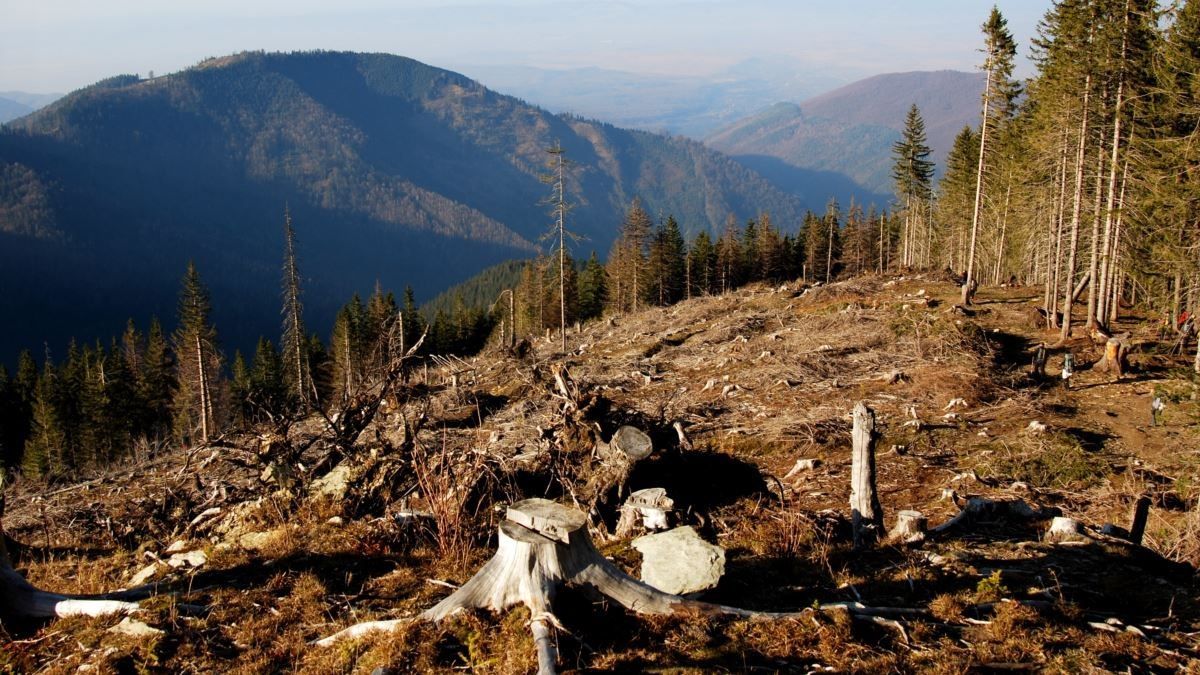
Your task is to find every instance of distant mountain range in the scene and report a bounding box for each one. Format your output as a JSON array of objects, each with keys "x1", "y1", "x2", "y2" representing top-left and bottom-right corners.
[
  {"x1": 457, "y1": 59, "x2": 849, "y2": 139},
  {"x1": 0, "y1": 91, "x2": 62, "y2": 124},
  {"x1": 707, "y1": 70, "x2": 986, "y2": 199},
  {"x1": 0, "y1": 51, "x2": 802, "y2": 359}
]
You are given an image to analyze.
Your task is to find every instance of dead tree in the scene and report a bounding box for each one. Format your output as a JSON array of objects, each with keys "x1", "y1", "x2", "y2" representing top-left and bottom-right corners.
[{"x1": 850, "y1": 401, "x2": 883, "y2": 548}]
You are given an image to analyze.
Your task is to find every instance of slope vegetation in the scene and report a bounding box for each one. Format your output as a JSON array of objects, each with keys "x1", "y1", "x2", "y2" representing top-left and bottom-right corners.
[{"x1": 0, "y1": 51, "x2": 801, "y2": 358}]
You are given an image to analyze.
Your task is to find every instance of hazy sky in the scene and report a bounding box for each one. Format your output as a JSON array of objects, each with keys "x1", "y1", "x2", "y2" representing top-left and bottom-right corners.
[{"x1": 0, "y1": 1, "x2": 1046, "y2": 94}]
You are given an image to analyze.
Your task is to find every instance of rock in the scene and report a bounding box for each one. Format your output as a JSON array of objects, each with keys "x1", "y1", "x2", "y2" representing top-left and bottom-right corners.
[
  {"x1": 163, "y1": 540, "x2": 189, "y2": 554},
  {"x1": 632, "y1": 526, "x2": 725, "y2": 595},
  {"x1": 326, "y1": 516, "x2": 345, "y2": 526},
  {"x1": 238, "y1": 530, "x2": 280, "y2": 551},
  {"x1": 310, "y1": 463, "x2": 354, "y2": 500},
  {"x1": 1026, "y1": 420, "x2": 1048, "y2": 434},
  {"x1": 167, "y1": 549, "x2": 207, "y2": 569},
  {"x1": 108, "y1": 617, "x2": 164, "y2": 638},
  {"x1": 128, "y1": 563, "x2": 162, "y2": 586}
]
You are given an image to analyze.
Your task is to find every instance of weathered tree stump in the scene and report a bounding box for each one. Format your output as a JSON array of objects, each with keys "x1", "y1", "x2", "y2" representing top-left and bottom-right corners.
[
  {"x1": 1044, "y1": 516, "x2": 1090, "y2": 544},
  {"x1": 887, "y1": 510, "x2": 927, "y2": 544},
  {"x1": 1096, "y1": 336, "x2": 1128, "y2": 378},
  {"x1": 850, "y1": 402, "x2": 883, "y2": 548},
  {"x1": 317, "y1": 498, "x2": 927, "y2": 668},
  {"x1": 1127, "y1": 495, "x2": 1151, "y2": 546},
  {"x1": 610, "y1": 425, "x2": 653, "y2": 461},
  {"x1": 614, "y1": 488, "x2": 674, "y2": 537},
  {"x1": 1031, "y1": 343, "x2": 1048, "y2": 378}
]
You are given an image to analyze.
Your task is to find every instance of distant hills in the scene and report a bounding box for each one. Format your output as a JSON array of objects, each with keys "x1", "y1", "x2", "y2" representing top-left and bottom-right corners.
[
  {"x1": 0, "y1": 91, "x2": 61, "y2": 124},
  {"x1": 707, "y1": 70, "x2": 985, "y2": 199},
  {"x1": 458, "y1": 59, "x2": 848, "y2": 139},
  {"x1": 0, "y1": 51, "x2": 802, "y2": 359}
]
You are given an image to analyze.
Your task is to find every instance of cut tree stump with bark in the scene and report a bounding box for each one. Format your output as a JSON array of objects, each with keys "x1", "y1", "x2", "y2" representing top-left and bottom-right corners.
[
  {"x1": 1095, "y1": 336, "x2": 1129, "y2": 378},
  {"x1": 317, "y1": 498, "x2": 928, "y2": 671}
]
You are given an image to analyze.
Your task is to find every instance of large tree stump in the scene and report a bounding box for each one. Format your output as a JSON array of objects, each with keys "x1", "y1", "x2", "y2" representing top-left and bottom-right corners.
[
  {"x1": 850, "y1": 402, "x2": 883, "y2": 548},
  {"x1": 1096, "y1": 336, "x2": 1128, "y2": 378},
  {"x1": 318, "y1": 499, "x2": 927, "y2": 668}
]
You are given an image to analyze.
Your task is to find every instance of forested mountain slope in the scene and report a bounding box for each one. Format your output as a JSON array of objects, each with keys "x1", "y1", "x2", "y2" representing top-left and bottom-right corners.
[
  {"x1": 707, "y1": 70, "x2": 985, "y2": 197},
  {"x1": 0, "y1": 51, "x2": 801, "y2": 359}
]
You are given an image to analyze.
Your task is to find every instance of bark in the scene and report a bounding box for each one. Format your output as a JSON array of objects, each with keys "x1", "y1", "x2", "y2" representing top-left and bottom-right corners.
[
  {"x1": 1060, "y1": 75, "x2": 1092, "y2": 342},
  {"x1": 964, "y1": 65, "x2": 994, "y2": 306}
]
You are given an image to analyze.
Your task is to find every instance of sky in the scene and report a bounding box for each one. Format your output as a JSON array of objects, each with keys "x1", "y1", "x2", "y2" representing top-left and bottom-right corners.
[{"x1": 0, "y1": 0, "x2": 1047, "y2": 95}]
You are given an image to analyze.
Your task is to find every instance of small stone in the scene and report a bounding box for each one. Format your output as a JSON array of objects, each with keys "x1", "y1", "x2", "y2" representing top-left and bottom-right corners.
[
  {"x1": 309, "y1": 463, "x2": 354, "y2": 500},
  {"x1": 167, "y1": 549, "x2": 207, "y2": 569},
  {"x1": 129, "y1": 563, "x2": 161, "y2": 586},
  {"x1": 632, "y1": 526, "x2": 725, "y2": 595},
  {"x1": 163, "y1": 540, "x2": 189, "y2": 554},
  {"x1": 108, "y1": 617, "x2": 163, "y2": 638},
  {"x1": 238, "y1": 530, "x2": 278, "y2": 551},
  {"x1": 327, "y1": 516, "x2": 345, "y2": 526}
]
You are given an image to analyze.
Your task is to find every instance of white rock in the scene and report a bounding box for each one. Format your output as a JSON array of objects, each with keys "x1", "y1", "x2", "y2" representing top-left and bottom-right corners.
[
  {"x1": 108, "y1": 617, "x2": 164, "y2": 638},
  {"x1": 167, "y1": 549, "x2": 207, "y2": 569},
  {"x1": 327, "y1": 516, "x2": 345, "y2": 526},
  {"x1": 309, "y1": 463, "x2": 354, "y2": 499},
  {"x1": 632, "y1": 526, "x2": 725, "y2": 595},
  {"x1": 1027, "y1": 420, "x2": 1048, "y2": 434},
  {"x1": 128, "y1": 563, "x2": 162, "y2": 586},
  {"x1": 163, "y1": 540, "x2": 189, "y2": 554}
]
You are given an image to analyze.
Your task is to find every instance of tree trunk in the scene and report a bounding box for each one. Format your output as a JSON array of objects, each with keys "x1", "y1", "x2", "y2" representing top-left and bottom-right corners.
[
  {"x1": 964, "y1": 66, "x2": 995, "y2": 306},
  {"x1": 1060, "y1": 75, "x2": 1092, "y2": 342},
  {"x1": 850, "y1": 402, "x2": 882, "y2": 548}
]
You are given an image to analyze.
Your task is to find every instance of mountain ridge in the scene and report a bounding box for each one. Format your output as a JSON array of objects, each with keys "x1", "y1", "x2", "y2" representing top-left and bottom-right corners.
[{"x1": 0, "y1": 50, "x2": 803, "y2": 360}]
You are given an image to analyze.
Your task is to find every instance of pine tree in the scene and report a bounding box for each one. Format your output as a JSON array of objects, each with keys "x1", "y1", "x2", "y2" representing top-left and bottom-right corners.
[
  {"x1": 23, "y1": 362, "x2": 63, "y2": 479},
  {"x1": 329, "y1": 296, "x2": 364, "y2": 401},
  {"x1": 964, "y1": 6, "x2": 1019, "y2": 305},
  {"x1": 577, "y1": 252, "x2": 608, "y2": 321},
  {"x1": 757, "y1": 213, "x2": 786, "y2": 283},
  {"x1": 229, "y1": 351, "x2": 251, "y2": 428},
  {"x1": 140, "y1": 317, "x2": 174, "y2": 438},
  {"x1": 250, "y1": 337, "x2": 286, "y2": 418},
  {"x1": 608, "y1": 199, "x2": 652, "y2": 312},
  {"x1": 892, "y1": 103, "x2": 935, "y2": 268},
  {"x1": 646, "y1": 216, "x2": 686, "y2": 305},
  {"x1": 715, "y1": 215, "x2": 743, "y2": 293},
  {"x1": 935, "y1": 126, "x2": 981, "y2": 271},
  {"x1": 172, "y1": 262, "x2": 221, "y2": 445},
  {"x1": 689, "y1": 231, "x2": 717, "y2": 296}
]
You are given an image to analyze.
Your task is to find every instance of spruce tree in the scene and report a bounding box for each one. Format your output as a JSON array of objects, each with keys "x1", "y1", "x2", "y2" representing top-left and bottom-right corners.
[
  {"x1": 964, "y1": 6, "x2": 1019, "y2": 305},
  {"x1": 172, "y1": 262, "x2": 221, "y2": 445},
  {"x1": 892, "y1": 103, "x2": 935, "y2": 268},
  {"x1": 577, "y1": 252, "x2": 608, "y2": 321},
  {"x1": 689, "y1": 231, "x2": 717, "y2": 296}
]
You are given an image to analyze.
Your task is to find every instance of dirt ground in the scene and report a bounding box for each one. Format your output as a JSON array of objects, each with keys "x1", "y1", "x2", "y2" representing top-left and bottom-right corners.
[{"x1": 2, "y1": 274, "x2": 1198, "y2": 673}]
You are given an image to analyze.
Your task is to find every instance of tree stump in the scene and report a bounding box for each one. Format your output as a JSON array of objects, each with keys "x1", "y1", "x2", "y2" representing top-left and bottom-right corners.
[
  {"x1": 610, "y1": 426, "x2": 653, "y2": 461},
  {"x1": 850, "y1": 402, "x2": 883, "y2": 548},
  {"x1": 1030, "y1": 343, "x2": 1048, "y2": 378},
  {"x1": 887, "y1": 510, "x2": 927, "y2": 544},
  {"x1": 614, "y1": 488, "x2": 674, "y2": 537},
  {"x1": 1096, "y1": 336, "x2": 1128, "y2": 378},
  {"x1": 1127, "y1": 495, "x2": 1151, "y2": 546},
  {"x1": 1044, "y1": 516, "x2": 1089, "y2": 544}
]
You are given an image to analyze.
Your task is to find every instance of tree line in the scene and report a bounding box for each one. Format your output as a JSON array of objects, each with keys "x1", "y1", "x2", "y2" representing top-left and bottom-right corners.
[{"x1": 893, "y1": 0, "x2": 1200, "y2": 364}]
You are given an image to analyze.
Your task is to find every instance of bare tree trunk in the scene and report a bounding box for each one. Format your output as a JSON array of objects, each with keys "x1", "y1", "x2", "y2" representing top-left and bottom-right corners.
[
  {"x1": 1060, "y1": 76, "x2": 1092, "y2": 342},
  {"x1": 964, "y1": 67, "x2": 995, "y2": 305},
  {"x1": 1085, "y1": 118, "x2": 1108, "y2": 331},
  {"x1": 195, "y1": 334, "x2": 210, "y2": 444},
  {"x1": 993, "y1": 183, "x2": 1011, "y2": 284},
  {"x1": 850, "y1": 402, "x2": 882, "y2": 548}
]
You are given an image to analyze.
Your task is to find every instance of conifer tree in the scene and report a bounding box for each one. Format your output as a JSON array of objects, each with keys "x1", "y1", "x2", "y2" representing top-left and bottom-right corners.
[
  {"x1": 250, "y1": 337, "x2": 286, "y2": 418},
  {"x1": 964, "y1": 6, "x2": 1019, "y2": 305},
  {"x1": 281, "y1": 208, "x2": 312, "y2": 407},
  {"x1": 542, "y1": 141, "x2": 579, "y2": 352},
  {"x1": 688, "y1": 231, "x2": 717, "y2": 296},
  {"x1": 229, "y1": 351, "x2": 251, "y2": 428},
  {"x1": 715, "y1": 215, "x2": 743, "y2": 293},
  {"x1": 577, "y1": 252, "x2": 608, "y2": 321},
  {"x1": 23, "y1": 361, "x2": 63, "y2": 479},
  {"x1": 892, "y1": 104, "x2": 935, "y2": 268},
  {"x1": 646, "y1": 216, "x2": 686, "y2": 305},
  {"x1": 757, "y1": 213, "x2": 786, "y2": 283},
  {"x1": 172, "y1": 262, "x2": 221, "y2": 445},
  {"x1": 608, "y1": 199, "x2": 652, "y2": 312}
]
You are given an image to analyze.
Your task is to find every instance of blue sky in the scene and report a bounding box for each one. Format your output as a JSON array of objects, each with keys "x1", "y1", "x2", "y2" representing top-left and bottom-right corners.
[{"x1": 0, "y1": 0, "x2": 1045, "y2": 93}]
